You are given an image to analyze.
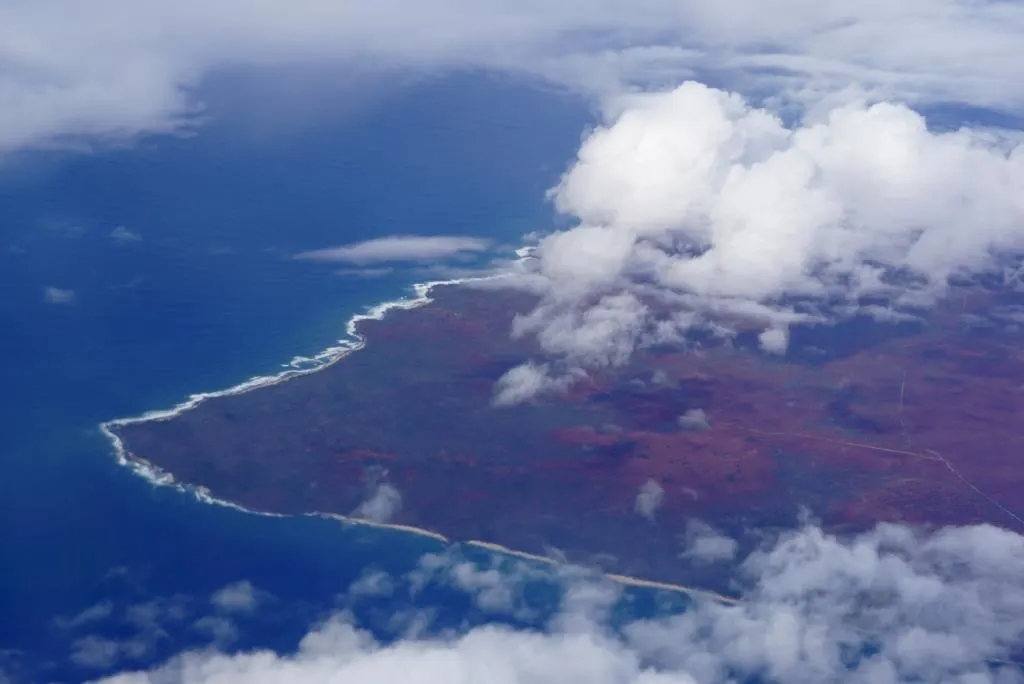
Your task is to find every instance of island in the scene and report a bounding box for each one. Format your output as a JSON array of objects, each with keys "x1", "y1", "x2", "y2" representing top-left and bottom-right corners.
[{"x1": 105, "y1": 281, "x2": 1024, "y2": 591}]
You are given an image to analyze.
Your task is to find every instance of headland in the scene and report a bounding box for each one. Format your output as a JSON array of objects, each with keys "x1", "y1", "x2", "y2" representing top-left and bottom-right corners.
[{"x1": 103, "y1": 278, "x2": 1024, "y2": 594}]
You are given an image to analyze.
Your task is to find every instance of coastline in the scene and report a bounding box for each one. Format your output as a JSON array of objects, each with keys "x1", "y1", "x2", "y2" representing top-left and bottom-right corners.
[
  {"x1": 98, "y1": 274, "x2": 496, "y2": 488},
  {"x1": 98, "y1": 270, "x2": 741, "y2": 607}
]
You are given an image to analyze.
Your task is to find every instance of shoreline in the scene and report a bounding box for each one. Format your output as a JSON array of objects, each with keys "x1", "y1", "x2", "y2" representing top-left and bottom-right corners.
[
  {"x1": 99, "y1": 274, "x2": 496, "y2": 488},
  {"x1": 98, "y1": 272, "x2": 741, "y2": 607}
]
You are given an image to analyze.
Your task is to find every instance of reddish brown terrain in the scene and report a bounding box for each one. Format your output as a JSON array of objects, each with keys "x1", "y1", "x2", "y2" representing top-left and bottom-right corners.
[{"x1": 110, "y1": 283, "x2": 1024, "y2": 588}]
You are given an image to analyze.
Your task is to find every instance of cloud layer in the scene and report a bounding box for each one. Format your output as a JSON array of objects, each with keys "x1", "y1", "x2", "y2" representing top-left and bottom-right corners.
[
  {"x1": 93, "y1": 522, "x2": 1024, "y2": 683},
  {"x1": 3, "y1": 0, "x2": 1024, "y2": 154}
]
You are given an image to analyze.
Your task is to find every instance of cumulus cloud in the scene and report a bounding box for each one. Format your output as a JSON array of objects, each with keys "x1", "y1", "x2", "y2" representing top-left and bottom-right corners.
[
  {"x1": 635, "y1": 479, "x2": 665, "y2": 521},
  {"x1": 499, "y1": 81, "x2": 1024, "y2": 396},
  {"x1": 512, "y1": 292, "x2": 650, "y2": 368},
  {"x1": 295, "y1": 236, "x2": 490, "y2": 264},
  {"x1": 626, "y1": 523, "x2": 1024, "y2": 683},
  {"x1": 679, "y1": 520, "x2": 738, "y2": 564},
  {"x1": 758, "y1": 326, "x2": 789, "y2": 355},
  {"x1": 492, "y1": 362, "x2": 580, "y2": 406},
  {"x1": 352, "y1": 483, "x2": 402, "y2": 523},
  {"x1": 348, "y1": 569, "x2": 395, "y2": 600},
  {"x1": 93, "y1": 522, "x2": 1024, "y2": 684},
  {"x1": 446, "y1": 560, "x2": 521, "y2": 614},
  {"x1": 7, "y1": 1, "x2": 1024, "y2": 411}
]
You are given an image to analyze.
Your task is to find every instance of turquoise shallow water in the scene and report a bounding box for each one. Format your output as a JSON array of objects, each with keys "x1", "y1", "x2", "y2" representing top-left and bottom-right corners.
[{"x1": 0, "y1": 71, "x2": 610, "y2": 681}]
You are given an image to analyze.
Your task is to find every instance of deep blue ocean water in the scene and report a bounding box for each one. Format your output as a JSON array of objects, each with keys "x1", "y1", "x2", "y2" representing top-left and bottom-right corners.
[{"x1": 0, "y1": 71, "x2": 638, "y2": 681}]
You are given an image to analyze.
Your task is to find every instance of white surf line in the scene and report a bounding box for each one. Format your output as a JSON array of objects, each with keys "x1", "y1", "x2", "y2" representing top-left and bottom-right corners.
[
  {"x1": 95, "y1": 427, "x2": 289, "y2": 518},
  {"x1": 98, "y1": 274, "x2": 500, "y2": 513},
  {"x1": 100, "y1": 274, "x2": 500, "y2": 436}
]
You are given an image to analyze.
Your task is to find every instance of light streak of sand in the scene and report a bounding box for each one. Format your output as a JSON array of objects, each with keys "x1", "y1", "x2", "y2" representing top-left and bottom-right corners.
[
  {"x1": 464, "y1": 541, "x2": 740, "y2": 604},
  {"x1": 316, "y1": 513, "x2": 450, "y2": 543},
  {"x1": 464, "y1": 540, "x2": 557, "y2": 566}
]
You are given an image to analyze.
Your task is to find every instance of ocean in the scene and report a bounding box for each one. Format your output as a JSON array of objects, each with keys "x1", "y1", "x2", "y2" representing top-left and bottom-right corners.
[{"x1": 0, "y1": 71, "x2": 619, "y2": 681}]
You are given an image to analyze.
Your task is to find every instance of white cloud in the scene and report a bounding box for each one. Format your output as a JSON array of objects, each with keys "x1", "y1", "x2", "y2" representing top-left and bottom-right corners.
[
  {"x1": 758, "y1": 326, "x2": 789, "y2": 355},
  {"x1": 512, "y1": 293, "x2": 649, "y2": 368},
  {"x1": 43, "y1": 287, "x2": 76, "y2": 304},
  {"x1": 676, "y1": 409, "x2": 710, "y2": 432},
  {"x1": 71, "y1": 636, "x2": 123, "y2": 670},
  {"x1": 2, "y1": 0, "x2": 1024, "y2": 154},
  {"x1": 679, "y1": 520, "x2": 737, "y2": 564},
  {"x1": 70, "y1": 633, "x2": 164, "y2": 671},
  {"x1": 124, "y1": 599, "x2": 188, "y2": 632},
  {"x1": 352, "y1": 483, "x2": 402, "y2": 523},
  {"x1": 7, "y1": 1, "x2": 1024, "y2": 410},
  {"x1": 447, "y1": 561, "x2": 519, "y2": 614},
  {"x1": 635, "y1": 479, "x2": 664, "y2": 521},
  {"x1": 348, "y1": 570, "x2": 395, "y2": 600},
  {"x1": 491, "y1": 362, "x2": 583, "y2": 406},
  {"x1": 552, "y1": 83, "x2": 1024, "y2": 299},
  {"x1": 295, "y1": 236, "x2": 490, "y2": 264},
  {"x1": 193, "y1": 616, "x2": 239, "y2": 647},
  {"x1": 210, "y1": 581, "x2": 261, "y2": 615},
  {"x1": 92, "y1": 523, "x2": 1024, "y2": 684},
  {"x1": 500, "y1": 81, "x2": 1024, "y2": 396},
  {"x1": 409, "y1": 550, "x2": 602, "y2": 621},
  {"x1": 58, "y1": 602, "x2": 115, "y2": 630}
]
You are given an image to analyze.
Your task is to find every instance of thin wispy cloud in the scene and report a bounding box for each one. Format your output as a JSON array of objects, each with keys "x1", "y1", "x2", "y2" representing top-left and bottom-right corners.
[
  {"x1": 43, "y1": 287, "x2": 76, "y2": 305},
  {"x1": 295, "y1": 236, "x2": 490, "y2": 264},
  {"x1": 109, "y1": 226, "x2": 142, "y2": 244}
]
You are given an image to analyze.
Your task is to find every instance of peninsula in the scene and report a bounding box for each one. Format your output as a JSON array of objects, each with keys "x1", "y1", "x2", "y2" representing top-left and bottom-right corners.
[{"x1": 106, "y1": 282, "x2": 1024, "y2": 590}]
